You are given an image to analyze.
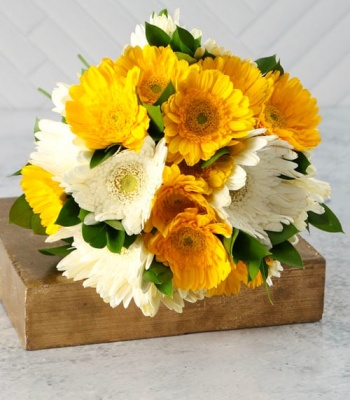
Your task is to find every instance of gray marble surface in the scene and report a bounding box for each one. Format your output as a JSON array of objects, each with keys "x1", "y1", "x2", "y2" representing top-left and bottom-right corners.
[{"x1": 0, "y1": 108, "x2": 349, "y2": 399}]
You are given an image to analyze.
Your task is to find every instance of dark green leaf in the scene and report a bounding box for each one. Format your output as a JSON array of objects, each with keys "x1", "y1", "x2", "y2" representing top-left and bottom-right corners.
[
  {"x1": 307, "y1": 203, "x2": 344, "y2": 233},
  {"x1": 39, "y1": 244, "x2": 74, "y2": 257},
  {"x1": 255, "y1": 55, "x2": 284, "y2": 76},
  {"x1": 295, "y1": 151, "x2": 311, "y2": 175},
  {"x1": 201, "y1": 147, "x2": 230, "y2": 169},
  {"x1": 233, "y1": 231, "x2": 271, "y2": 281},
  {"x1": 156, "y1": 280, "x2": 173, "y2": 297},
  {"x1": 55, "y1": 196, "x2": 81, "y2": 227},
  {"x1": 123, "y1": 234, "x2": 137, "y2": 249},
  {"x1": 143, "y1": 260, "x2": 173, "y2": 285},
  {"x1": 271, "y1": 241, "x2": 303, "y2": 268},
  {"x1": 78, "y1": 208, "x2": 90, "y2": 222},
  {"x1": 143, "y1": 103, "x2": 164, "y2": 137},
  {"x1": 153, "y1": 80, "x2": 176, "y2": 106},
  {"x1": 90, "y1": 145, "x2": 120, "y2": 169},
  {"x1": 157, "y1": 9, "x2": 168, "y2": 17},
  {"x1": 106, "y1": 228, "x2": 125, "y2": 254},
  {"x1": 145, "y1": 22, "x2": 171, "y2": 46},
  {"x1": 10, "y1": 167, "x2": 26, "y2": 177},
  {"x1": 82, "y1": 223, "x2": 107, "y2": 249},
  {"x1": 9, "y1": 194, "x2": 34, "y2": 229},
  {"x1": 267, "y1": 224, "x2": 299, "y2": 246},
  {"x1": 170, "y1": 26, "x2": 195, "y2": 54}
]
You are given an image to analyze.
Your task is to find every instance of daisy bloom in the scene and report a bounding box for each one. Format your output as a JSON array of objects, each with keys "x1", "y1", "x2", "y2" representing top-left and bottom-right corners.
[
  {"x1": 56, "y1": 232, "x2": 185, "y2": 317},
  {"x1": 52, "y1": 82, "x2": 71, "y2": 117},
  {"x1": 29, "y1": 119, "x2": 91, "y2": 188},
  {"x1": 146, "y1": 209, "x2": 232, "y2": 291},
  {"x1": 200, "y1": 55, "x2": 273, "y2": 119},
  {"x1": 66, "y1": 137, "x2": 167, "y2": 235},
  {"x1": 65, "y1": 59, "x2": 149, "y2": 151},
  {"x1": 21, "y1": 164, "x2": 66, "y2": 235},
  {"x1": 163, "y1": 68, "x2": 254, "y2": 166},
  {"x1": 265, "y1": 257, "x2": 283, "y2": 286},
  {"x1": 259, "y1": 72, "x2": 321, "y2": 151},
  {"x1": 114, "y1": 45, "x2": 192, "y2": 105},
  {"x1": 224, "y1": 138, "x2": 304, "y2": 246},
  {"x1": 194, "y1": 38, "x2": 232, "y2": 59},
  {"x1": 146, "y1": 163, "x2": 214, "y2": 234}
]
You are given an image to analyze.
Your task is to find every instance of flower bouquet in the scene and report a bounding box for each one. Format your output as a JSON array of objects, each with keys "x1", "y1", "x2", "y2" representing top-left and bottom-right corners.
[{"x1": 9, "y1": 9, "x2": 342, "y2": 317}]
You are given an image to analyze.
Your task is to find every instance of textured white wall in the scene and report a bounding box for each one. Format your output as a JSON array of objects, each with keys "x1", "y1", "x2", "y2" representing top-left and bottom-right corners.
[{"x1": 0, "y1": 0, "x2": 350, "y2": 110}]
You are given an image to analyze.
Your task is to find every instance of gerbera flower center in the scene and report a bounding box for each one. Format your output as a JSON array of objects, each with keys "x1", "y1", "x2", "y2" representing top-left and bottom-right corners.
[
  {"x1": 138, "y1": 75, "x2": 169, "y2": 104},
  {"x1": 170, "y1": 226, "x2": 206, "y2": 255},
  {"x1": 183, "y1": 95, "x2": 220, "y2": 139},
  {"x1": 265, "y1": 104, "x2": 286, "y2": 128},
  {"x1": 108, "y1": 163, "x2": 145, "y2": 202}
]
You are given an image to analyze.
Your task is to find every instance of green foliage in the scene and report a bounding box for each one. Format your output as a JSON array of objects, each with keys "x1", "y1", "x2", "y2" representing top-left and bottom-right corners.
[
  {"x1": 143, "y1": 260, "x2": 173, "y2": 297},
  {"x1": 55, "y1": 196, "x2": 81, "y2": 227},
  {"x1": 39, "y1": 244, "x2": 74, "y2": 257},
  {"x1": 145, "y1": 22, "x2": 171, "y2": 47},
  {"x1": 295, "y1": 151, "x2": 311, "y2": 175},
  {"x1": 222, "y1": 228, "x2": 239, "y2": 258},
  {"x1": 143, "y1": 104, "x2": 164, "y2": 140},
  {"x1": 307, "y1": 203, "x2": 344, "y2": 233},
  {"x1": 90, "y1": 145, "x2": 120, "y2": 169},
  {"x1": 153, "y1": 80, "x2": 176, "y2": 106},
  {"x1": 255, "y1": 54, "x2": 284, "y2": 76},
  {"x1": 270, "y1": 240, "x2": 303, "y2": 268},
  {"x1": 175, "y1": 52, "x2": 197, "y2": 64},
  {"x1": 267, "y1": 224, "x2": 299, "y2": 246},
  {"x1": 9, "y1": 194, "x2": 46, "y2": 235},
  {"x1": 201, "y1": 147, "x2": 230, "y2": 169}
]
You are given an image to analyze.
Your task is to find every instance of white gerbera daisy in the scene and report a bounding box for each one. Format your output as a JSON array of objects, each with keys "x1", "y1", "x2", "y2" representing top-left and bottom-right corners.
[
  {"x1": 66, "y1": 136, "x2": 167, "y2": 235},
  {"x1": 56, "y1": 233, "x2": 185, "y2": 317},
  {"x1": 52, "y1": 82, "x2": 71, "y2": 116},
  {"x1": 266, "y1": 259, "x2": 284, "y2": 286},
  {"x1": 224, "y1": 138, "x2": 304, "y2": 246},
  {"x1": 130, "y1": 9, "x2": 201, "y2": 48},
  {"x1": 29, "y1": 119, "x2": 91, "y2": 186},
  {"x1": 194, "y1": 38, "x2": 232, "y2": 59}
]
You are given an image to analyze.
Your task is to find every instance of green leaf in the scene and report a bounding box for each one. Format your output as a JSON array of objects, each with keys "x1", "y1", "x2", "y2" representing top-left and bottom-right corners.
[
  {"x1": 295, "y1": 151, "x2": 311, "y2": 175},
  {"x1": 145, "y1": 22, "x2": 171, "y2": 47},
  {"x1": 143, "y1": 103, "x2": 164, "y2": 136},
  {"x1": 307, "y1": 203, "x2": 344, "y2": 233},
  {"x1": 267, "y1": 224, "x2": 299, "y2": 246},
  {"x1": 39, "y1": 244, "x2": 74, "y2": 257},
  {"x1": 153, "y1": 80, "x2": 176, "y2": 106},
  {"x1": 170, "y1": 26, "x2": 195, "y2": 54},
  {"x1": 143, "y1": 260, "x2": 173, "y2": 286},
  {"x1": 271, "y1": 241, "x2": 303, "y2": 268},
  {"x1": 156, "y1": 280, "x2": 173, "y2": 297},
  {"x1": 31, "y1": 213, "x2": 47, "y2": 235},
  {"x1": 255, "y1": 55, "x2": 284, "y2": 76},
  {"x1": 90, "y1": 145, "x2": 120, "y2": 169},
  {"x1": 201, "y1": 147, "x2": 230, "y2": 169},
  {"x1": 233, "y1": 231, "x2": 271, "y2": 281},
  {"x1": 10, "y1": 167, "x2": 25, "y2": 177},
  {"x1": 77, "y1": 53, "x2": 90, "y2": 69},
  {"x1": 123, "y1": 234, "x2": 137, "y2": 249},
  {"x1": 82, "y1": 223, "x2": 107, "y2": 249},
  {"x1": 104, "y1": 219, "x2": 125, "y2": 231},
  {"x1": 223, "y1": 228, "x2": 239, "y2": 257},
  {"x1": 175, "y1": 51, "x2": 197, "y2": 64},
  {"x1": 78, "y1": 208, "x2": 90, "y2": 222},
  {"x1": 106, "y1": 228, "x2": 125, "y2": 254},
  {"x1": 55, "y1": 196, "x2": 81, "y2": 227},
  {"x1": 38, "y1": 87, "x2": 52, "y2": 99},
  {"x1": 157, "y1": 9, "x2": 168, "y2": 17},
  {"x1": 34, "y1": 117, "x2": 40, "y2": 142},
  {"x1": 9, "y1": 195, "x2": 34, "y2": 229}
]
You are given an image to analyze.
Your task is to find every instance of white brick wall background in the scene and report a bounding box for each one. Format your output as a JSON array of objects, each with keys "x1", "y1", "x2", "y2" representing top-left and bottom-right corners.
[{"x1": 1, "y1": 0, "x2": 350, "y2": 110}]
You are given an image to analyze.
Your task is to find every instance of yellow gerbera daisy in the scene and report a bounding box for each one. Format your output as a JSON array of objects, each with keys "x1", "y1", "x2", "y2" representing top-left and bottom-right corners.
[
  {"x1": 178, "y1": 155, "x2": 235, "y2": 193},
  {"x1": 146, "y1": 209, "x2": 232, "y2": 291},
  {"x1": 66, "y1": 59, "x2": 149, "y2": 151},
  {"x1": 162, "y1": 68, "x2": 254, "y2": 166},
  {"x1": 146, "y1": 164, "x2": 212, "y2": 234},
  {"x1": 200, "y1": 55, "x2": 273, "y2": 119},
  {"x1": 259, "y1": 72, "x2": 321, "y2": 151},
  {"x1": 21, "y1": 165, "x2": 66, "y2": 235},
  {"x1": 115, "y1": 45, "x2": 192, "y2": 104}
]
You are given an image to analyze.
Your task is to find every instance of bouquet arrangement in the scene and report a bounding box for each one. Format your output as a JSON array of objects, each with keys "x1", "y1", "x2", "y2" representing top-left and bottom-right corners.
[{"x1": 10, "y1": 10, "x2": 342, "y2": 317}]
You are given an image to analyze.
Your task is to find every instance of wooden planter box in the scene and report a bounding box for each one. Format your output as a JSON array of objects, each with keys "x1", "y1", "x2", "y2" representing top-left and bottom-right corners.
[{"x1": 0, "y1": 198, "x2": 326, "y2": 350}]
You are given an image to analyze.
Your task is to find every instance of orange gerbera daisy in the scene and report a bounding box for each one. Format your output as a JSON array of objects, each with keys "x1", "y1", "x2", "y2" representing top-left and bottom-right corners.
[
  {"x1": 66, "y1": 59, "x2": 149, "y2": 151},
  {"x1": 259, "y1": 72, "x2": 321, "y2": 151},
  {"x1": 200, "y1": 55, "x2": 273, "y2": 119},
  {"x1": 162, "y1": 68, "x2": 254, "y2": 166},
  {"x1": 114, "y1": 45, "x2": 192, "y2": 104},
  {"x1": 21, "y1": 164, "x2": 66, "y2": 235},
  {"x1": 146, "y1": 164, "x2": 212, "y2": 234},
  {"x1": 146, "y1": 209, "x2": 232, "y2": 291}
]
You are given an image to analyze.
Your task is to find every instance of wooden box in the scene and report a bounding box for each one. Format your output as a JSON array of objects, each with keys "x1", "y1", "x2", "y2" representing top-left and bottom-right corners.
[{"x1": 0, "y1": 197, "x2": 326, "y2": 350}]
